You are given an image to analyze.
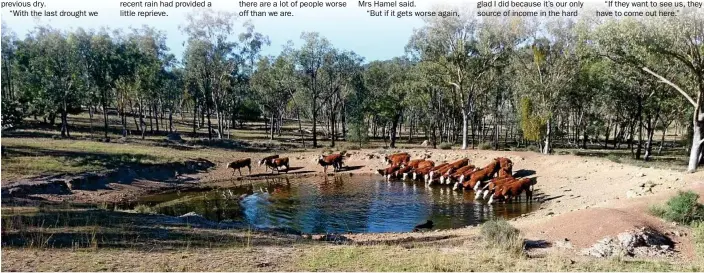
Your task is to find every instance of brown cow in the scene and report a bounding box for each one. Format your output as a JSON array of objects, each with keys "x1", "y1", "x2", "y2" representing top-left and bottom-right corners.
[
  {"x1": 384, "y1": 152, "x2": 411, "y2": 166},
  {"x1": 476, "y1": 175, "x2": 518, "y2": 200},
  {"x1": 404, "y1": 159, "x2": 425, "y2": 168},
  {"x1": 258, "y1": 155, "x2": 279, "y2": 168},
  {"x1": 488, "y1": 177, "x2": 536, "y2": 204},
  {"x1": 441, "y1": 165, "x2": 476, "y2": 185},
  {"x1": 378, "y1": 164, "x2": 402, "y2": 181},
  {"x1": 409, "y1": 166, "x2": 432, "y2": 180},
  {"x1": 495, "y1": 157, "x2": 513, "y2": 174},
  {"x1": 318, "y1": 154, "x2": 344, "y2": 173},
  {"x1": 394, "y1": 165, "x2": 414, "y2": 179},
  {"x1": 428, "y1": 159, "x2": 469, "y2": 185},
  {"x1": 265, "y1": 157, "x2": 290, "y2": 173},
  {"x1": 455, "y1": 159, "x2": 501, "y2": 191},
  {"x1": 227, "y1": 158, "x2": 252, "y2": 176},
  {"x1": 402, "y1": 160, "x2": 435, "y2": 180},
  {"x1": 423, "y1": 163, "x2": 450, "y2": 182}
]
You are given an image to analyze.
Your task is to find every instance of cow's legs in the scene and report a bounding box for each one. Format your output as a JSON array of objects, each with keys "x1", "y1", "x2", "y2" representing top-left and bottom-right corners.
[{"x1": 238, "y1": 168, "x2": 243, "y2": 176}]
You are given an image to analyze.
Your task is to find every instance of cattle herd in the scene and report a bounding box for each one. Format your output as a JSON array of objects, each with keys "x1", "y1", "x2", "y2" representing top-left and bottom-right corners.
[
  {"x1": 377, "y1": 152, "x2": 537, "y2": 204},
  {"x1": 226, "y1": 151, "x2": 536, "y2": 205},
  {"x1": 226, "y1": 153, "x2": 348, "y2": 175}
]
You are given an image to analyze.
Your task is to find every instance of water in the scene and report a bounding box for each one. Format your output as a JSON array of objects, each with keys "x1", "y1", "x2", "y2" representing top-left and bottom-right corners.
[{"x1": 128, "y1": 176, "x2": 540, "y2": 234}]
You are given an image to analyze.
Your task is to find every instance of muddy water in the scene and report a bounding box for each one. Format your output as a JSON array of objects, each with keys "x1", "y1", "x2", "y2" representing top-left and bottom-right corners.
[{"x1": 130, "y1": 175, "x2": 539, "y2": 233}]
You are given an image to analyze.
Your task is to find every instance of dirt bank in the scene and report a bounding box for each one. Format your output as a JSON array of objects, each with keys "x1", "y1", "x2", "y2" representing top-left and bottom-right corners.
[{"x1": 3, "y1": 148, "x2": 703, "y2": 260}]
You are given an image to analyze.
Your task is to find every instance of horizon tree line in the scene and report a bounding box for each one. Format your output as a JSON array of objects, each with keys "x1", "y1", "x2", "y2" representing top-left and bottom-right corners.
[{"x1": 1, "y1": 7, "x2": 703, "y2": 172}]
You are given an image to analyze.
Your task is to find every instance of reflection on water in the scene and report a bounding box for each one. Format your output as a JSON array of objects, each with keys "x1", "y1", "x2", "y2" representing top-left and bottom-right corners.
[{"x1": 130, "y1": 176, "x2": 539, "y2": 233}]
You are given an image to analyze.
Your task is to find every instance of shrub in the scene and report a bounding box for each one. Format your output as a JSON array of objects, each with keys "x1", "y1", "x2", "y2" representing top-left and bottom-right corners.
[
  {"x1": 343, "y1": 144, "x2": 361, "y2": 150},
  {"x1": 134, "y1": 204, "x2": 157, "y2": 214},
  {"x1": 527, "y1": 145, "x2": 540, "y2": 153},
  {"x1": 480, "y1": 219, "x2": 524, "y2": 254},
  {"x1": 478, "y1": 142, "x2": 492, "y2": 150},
  {"x1": 607, "y1": 154, "x2": 622, "y2": 163},
  {"x1": 649, "y1": 191, "x2": 704, "y2": 225},
  {"x1": 693, "y1": 221, "x2": 704, "y2": 257},
  {"x1": 438, "y1": 142, "x2": 452, "y2": 150}
]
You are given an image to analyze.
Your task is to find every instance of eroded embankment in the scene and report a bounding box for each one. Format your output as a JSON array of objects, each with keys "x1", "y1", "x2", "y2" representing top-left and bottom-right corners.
[{"x1": 1, "y1": 158, "x2": 216, "y2": 199}]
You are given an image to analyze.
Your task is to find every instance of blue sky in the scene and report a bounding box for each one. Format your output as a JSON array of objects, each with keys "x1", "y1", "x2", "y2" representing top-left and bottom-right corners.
[{"x1": 0, "y1": 0, "x2": 436, "y2": 62}]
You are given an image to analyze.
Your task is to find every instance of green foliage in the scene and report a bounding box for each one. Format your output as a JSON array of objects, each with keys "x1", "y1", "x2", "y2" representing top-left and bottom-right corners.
[
  {"x1": 649, "y1": 191, "x2": 704, "y2": 225},
  {"x1": 347, "y1": 119, "x2": 369, "y2": 146},
  {"x1": 133, "y1": 204, "x2": 157, "y2": 214},
  {"x1": 1, "y1": 99, "x2": 25, "y2": 129},
  {"x1": 438, "y1": 142, "x2": 452, "y2": 150},
  {"x1": 519, "y1": 98, "x2": 546, "y2": 142},
  {"x1": 478, "y1": 142, "x2": 492, "y2": 150}
]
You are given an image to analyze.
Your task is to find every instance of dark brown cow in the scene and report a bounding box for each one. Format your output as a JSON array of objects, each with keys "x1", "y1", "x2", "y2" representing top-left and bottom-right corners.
[
  {"x1": 318, "y1": 154, "x2": 344, "y2": 173},
  {"x1": 227, "y1": 158, "x2": 252, "y2": 176},
  {"x1": 258, "y1": 155, "x2": 280, "y2": 168},
  {"x1": 265, "y1": 157, "x2": 290, "y2": 173},
  {"x1": 378, "y1": 164, "x2": 402, "y2": 181}
]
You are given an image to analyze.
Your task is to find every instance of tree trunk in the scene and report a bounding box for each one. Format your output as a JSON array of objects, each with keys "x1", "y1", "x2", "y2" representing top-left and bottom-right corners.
[
  {"x1": 169, "y1": 110, "x2": 174, "y2": 133},
  {"x1": 154, "y1": 104, "x2": 160, "y2": 133},
  {"x1": 461, "y1": 109, "x2": 469, "y2": 150},
  {"x1": 687, "y1": 99, "x2": 704, "y2": 172},
  {"x1": 340, "y1": 103, "x2": 347, "y2": 141},
  {"x1": 297, "y1": 108, "x2": 305, "y2": 148},
  {"x1": 644, "y1": 124, "x2": 655, "y2": 161},
  {"x1": 389, "y1": 114, "x2": 400, "y2": 148},
  {"x1": 635, "y1": 99, "x2": 644, "y2": 159},
  {"x1": 139, "y1": 99, "x2": 146, "y2": 140},
  {"x1": 60, "y1": 97, "x2": 69, "y2": 138},
  {"x1": 658, "y1": 125, "x2": 667, "y2": 154},
  {"x1": 331, "y1": 109, "x2": 336, "y2": 147},
  {"x1": 101, "y1": 91, "x2": 109, "y2": 140},
  {"x1": 270, "y1": 112, "x2": 275, "y2": 140},
  {"x1": 687, "y1": 120, "x2": 703, "y2": 172},
  {"x1": 604, "y1": 120, "x2": 611, "y2": 149},
  {"x1": 312, "y1": 103, "x2": 318, "y2": 147},
  {"x1": 88, "y1": 105, "x2": 94, "y2": 135},
  {"x1": 192, "y1": 98, "x2": 198, "y2": 139},
  {"x1": 542, "y1": 118, "x2": 552, "y2": 154}
]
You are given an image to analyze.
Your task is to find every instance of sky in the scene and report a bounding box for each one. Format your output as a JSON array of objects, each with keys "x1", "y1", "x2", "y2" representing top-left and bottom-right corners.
[{"x1": 0, "y1": 0, "x2": 461, "y2": 62}]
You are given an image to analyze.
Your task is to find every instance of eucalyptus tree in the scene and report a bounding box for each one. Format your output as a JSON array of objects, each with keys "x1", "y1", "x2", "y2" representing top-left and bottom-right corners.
[
  {"x1": 34, "y1": 26, "x2": 84, "y2": 137},
  {"x1": 181, "y1": 9, "x2": 239, "y2": 140},
  {"x1": 295, "y1": 32, "x2": 332, "y2": 147},
  {"x1": 251, "y1": 55, "x2": 295, "y2": 140},
  {"x1": 639, "y1": 10, "x2": 704, "y2": 172},
  {"x1": 514, "y1": 18, "x2": 580, "y2": 154},
  {"x1": 1, "y1": 22, "x2": 17, "y2": 101},
  {"x1": 364, "y1": 58, "x2": 411, "y2": 148},
  {"x1": 319, "y1": 49, "x2": 364, "y2": 146}
]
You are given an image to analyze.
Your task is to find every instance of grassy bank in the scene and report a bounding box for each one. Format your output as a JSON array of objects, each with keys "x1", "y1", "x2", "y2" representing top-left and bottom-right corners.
[{"x1": 2, "y1": 205, "x2": 702, "y2": 272}]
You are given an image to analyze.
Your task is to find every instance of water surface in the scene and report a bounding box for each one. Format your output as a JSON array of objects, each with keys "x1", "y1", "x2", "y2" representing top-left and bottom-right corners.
[{"x1": 130, "y1": 175, "x2": 539, "y2": 233}]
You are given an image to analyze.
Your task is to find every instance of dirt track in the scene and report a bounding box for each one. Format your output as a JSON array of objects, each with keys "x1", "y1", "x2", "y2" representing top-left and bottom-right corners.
[{"x1": 9, "y1": 148, "x2": 704, "y2": 258}]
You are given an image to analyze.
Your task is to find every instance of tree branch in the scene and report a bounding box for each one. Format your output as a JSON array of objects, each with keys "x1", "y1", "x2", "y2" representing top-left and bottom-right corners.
[{"x1": 642, "y1": 67, "x2": 697, "y2": 108}]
